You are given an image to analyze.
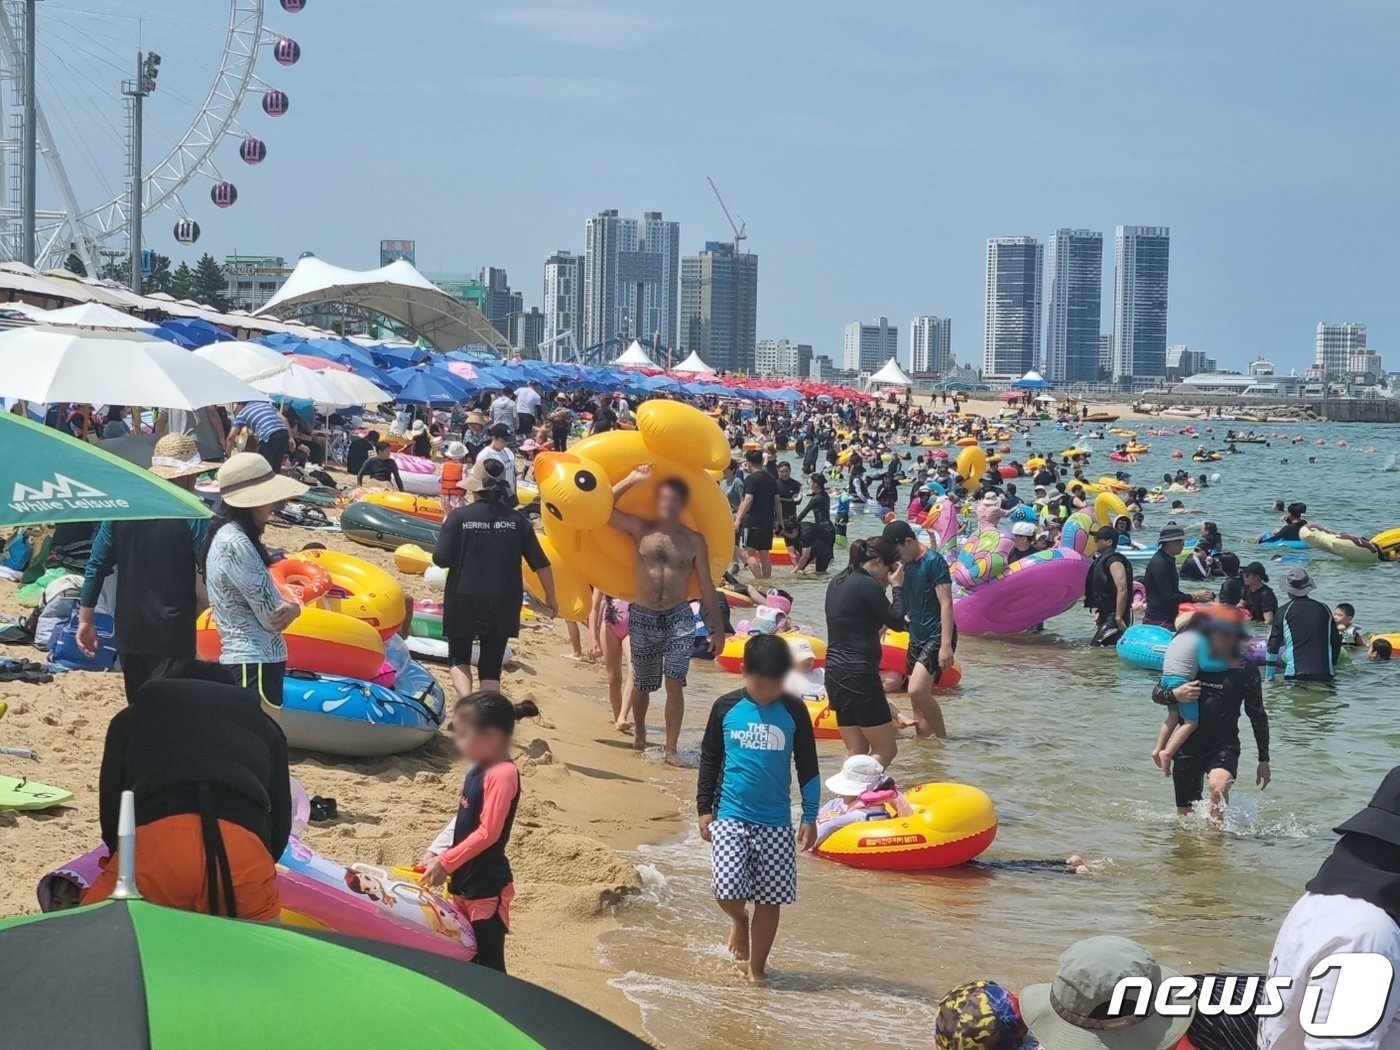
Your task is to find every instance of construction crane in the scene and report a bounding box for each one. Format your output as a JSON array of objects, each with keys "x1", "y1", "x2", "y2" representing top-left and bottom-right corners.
[{"x1": 706, "y1": 176, "x2": 746, "y2": 257}]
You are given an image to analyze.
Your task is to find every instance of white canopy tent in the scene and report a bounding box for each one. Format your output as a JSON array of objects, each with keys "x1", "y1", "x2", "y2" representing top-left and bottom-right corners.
[
  {"x1": 672, "y1": 351, "x2": 716, "y2": 374},
  {"x1": 256, "y1": 256, "x2": 509, "y2": 351},
  {"x1": 615, "y1": 340, "x2": 655, "y2": 367},
  {"x1": 865, "y1": 358, "x2": 912, "y2": 388}
]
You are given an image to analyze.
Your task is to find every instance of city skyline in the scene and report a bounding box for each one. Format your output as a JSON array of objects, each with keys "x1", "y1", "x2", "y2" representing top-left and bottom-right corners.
[{"x1": 174, "y1": 3, "x2": 1400, "y2": 374}]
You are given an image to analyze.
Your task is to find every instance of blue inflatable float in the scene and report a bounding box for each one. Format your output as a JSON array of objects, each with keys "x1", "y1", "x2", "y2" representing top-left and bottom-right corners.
[{"x1": 1116, "y1": 624, "x2": 1174, "y2": 671}]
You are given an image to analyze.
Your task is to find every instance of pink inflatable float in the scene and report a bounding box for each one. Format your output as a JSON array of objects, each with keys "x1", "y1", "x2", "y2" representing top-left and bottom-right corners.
[
  {"x1": 390, "y1": 452, "x2": 439, "y2": 496},
  {"x1": 39, "y1": 839, "x2": 476, "y2": 963},
  {"x1": 953, "y1": 549, "x2": 1093, "y2": 634}
]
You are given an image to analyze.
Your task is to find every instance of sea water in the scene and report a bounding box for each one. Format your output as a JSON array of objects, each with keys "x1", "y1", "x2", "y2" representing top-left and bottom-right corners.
[{"x1": 598, "y1": 419, "x2": 1400, "y2": 1050}]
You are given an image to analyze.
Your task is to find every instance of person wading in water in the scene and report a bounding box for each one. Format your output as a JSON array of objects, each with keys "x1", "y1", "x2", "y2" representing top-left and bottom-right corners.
[{"x1": 609, "y1": 465, "x2": 724, "y2": 765}]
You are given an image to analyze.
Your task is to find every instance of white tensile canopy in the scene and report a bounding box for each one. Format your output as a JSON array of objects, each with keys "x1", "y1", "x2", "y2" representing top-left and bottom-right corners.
[
  {"x1": 257, "y1": 256, "x2": 509, "y2": 351},
  {"x1": 865, "y1": 357, "x2": 912, "y2": 388},
  {"x1": 615, "y1": 340, "x2": 655, "y2": 367},
  {"x1": 673, "y1": 351, "x2": 716, "y2": 374}
]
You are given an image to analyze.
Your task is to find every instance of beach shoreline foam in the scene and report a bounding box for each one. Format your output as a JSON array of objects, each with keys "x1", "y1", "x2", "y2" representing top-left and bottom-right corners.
[{"x1": 0, "y1": 520, "x2": 686, "y2": 1040}]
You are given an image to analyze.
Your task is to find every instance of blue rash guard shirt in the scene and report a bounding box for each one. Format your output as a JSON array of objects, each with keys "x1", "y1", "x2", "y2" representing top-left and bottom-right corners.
[{"x1": 696, "y1": 689, "x2": 820, "y2": 827}]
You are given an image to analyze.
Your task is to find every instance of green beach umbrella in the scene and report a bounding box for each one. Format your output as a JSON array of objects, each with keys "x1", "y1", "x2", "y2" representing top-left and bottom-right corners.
[
  {"x1": 0, "y1": 411, "x2": 209, "y2": 527},
  {"x1": 0, "y1": 898, "x2": 647, "y2": 1048}
]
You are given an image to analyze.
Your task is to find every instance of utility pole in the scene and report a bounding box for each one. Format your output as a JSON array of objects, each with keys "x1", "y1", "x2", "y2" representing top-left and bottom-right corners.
[
  {"x1": 20, "y1": 0, "x2": 36, "y2": 265},
  {"x1": 121, "y1": 51, "x2": 159, "y2": 293}
]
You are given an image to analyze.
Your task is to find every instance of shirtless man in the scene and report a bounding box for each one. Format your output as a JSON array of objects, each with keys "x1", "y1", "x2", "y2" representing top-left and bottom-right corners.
[{"x1": 611, "y1": 466, "x2": 724, "y2": 765}]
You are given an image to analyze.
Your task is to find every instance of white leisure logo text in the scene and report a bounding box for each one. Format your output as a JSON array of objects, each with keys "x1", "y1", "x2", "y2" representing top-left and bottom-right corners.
[{"x1": 1109, "y1": 953, "x2": 1394, "y2": 1037}]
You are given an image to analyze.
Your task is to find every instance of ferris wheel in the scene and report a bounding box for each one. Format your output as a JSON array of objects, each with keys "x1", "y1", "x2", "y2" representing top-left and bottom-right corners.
[{"x1": 0, "y1": 0, "x2": 306, "y2": 273}]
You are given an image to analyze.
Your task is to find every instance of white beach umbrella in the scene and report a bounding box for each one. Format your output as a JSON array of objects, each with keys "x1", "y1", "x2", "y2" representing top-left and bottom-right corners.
[
  {"x1": 251, "y1": 361, "x2": 351, "y2": 406},
  {"x1": 314, "y1": 368, "x2": 393, "y2": 407},
  {"x1": 0, "y1": 324, "x2": 262, "y2": 409},
  {"x1": 193, "y1": 341, "x2": 294, "y2": 382},
  {"x1": 41, "y1": 302, "x2": 158, "y2": 330}
]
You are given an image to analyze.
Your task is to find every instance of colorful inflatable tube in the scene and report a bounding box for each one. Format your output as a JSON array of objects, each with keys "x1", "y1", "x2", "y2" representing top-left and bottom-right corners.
[
  {"x1": 280, "y1": 656, "x2": 445, "y2": 757},
  {"x1": 1116, "y1": 624, "x2": 1174, "y2": 670},
  {"x1": 290, "y1": 548, "x2": 407, "y2": 639},
  {"x1": 814, "y1": 782, "x2": 997, "y2": 870},
  {"x1": 40, "y1": 840, "x2": 475, "y2": 963},
  {"x1": 953, "y1": 549, "x2": 1091, "y2": 635},
  {"x1": 1300, "y1": 524, "x2": 1380, "y2": 564},
  {"x1": 197, "y1": 605, "x2": 386, "y2": 683},
  {"x1": 717, "y1": 632, "x2": 827, "y2": 673}
]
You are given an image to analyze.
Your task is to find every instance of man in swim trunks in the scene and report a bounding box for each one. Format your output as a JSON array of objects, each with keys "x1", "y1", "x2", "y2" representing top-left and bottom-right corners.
[
  {"x1": 610, "y1": 466, "x2": 724, "y2": 765},
  {"x1": 884, "y1": 520, "x2": 953, "y2": 739}
]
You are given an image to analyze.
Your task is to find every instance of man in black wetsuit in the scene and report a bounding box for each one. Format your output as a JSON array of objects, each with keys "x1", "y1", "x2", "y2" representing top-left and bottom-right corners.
[
  {"x1": 1261, "y1": 502, "x2": 1308, "y2": 543},
  {"x1": 1151, "y1": 626, "x2": 1271, "y2": 818},
  {"x1": 1266, "y1": 568, "x2": 1342, "y2": 683},
  {"x1": 356, "y1": 441, "x2": 404, "y2": 490},
  {"x1": 1085, "y1": 525, "x2": 1133, "y2": 645},
  {"x1": 1142, "y1": 524, "x2": 1211, "y2": 627},
  {"x1": 775, "y1": 461, "x2": 802, "y2": 522},
  {"x1": 1240, "y1": 562, "x2": 1278, "y2": 624}
]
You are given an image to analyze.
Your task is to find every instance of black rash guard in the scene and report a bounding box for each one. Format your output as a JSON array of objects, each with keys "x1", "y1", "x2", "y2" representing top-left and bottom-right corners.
[
  {"x1": 795, "y1": 491, "x2": 831, "y2": 525},
  {"x1": 1267, "y1": 595, "x2": 1342, "y2": 680},
  {"x1": 1142, "y1": 549, "x2": 1191, "y2": 624},
  {"x1": 1152, "y1": 663, "x2": 1270, "y2": 763},
  {"x1": 1086, "y1": 550, "x2": 1134, "y2": 618},
  {"x1": 823, "y1": 568, "x2": 906, "y2": 676}
]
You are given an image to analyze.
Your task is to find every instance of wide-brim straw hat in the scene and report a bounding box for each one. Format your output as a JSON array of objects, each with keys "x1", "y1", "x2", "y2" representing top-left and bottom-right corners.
[
  {"x1": 215, "y1": 452, "x2": 309, "y2": 508},
  {"x1": 148, "y1": 433, "x2": 216, "y2": 481}
]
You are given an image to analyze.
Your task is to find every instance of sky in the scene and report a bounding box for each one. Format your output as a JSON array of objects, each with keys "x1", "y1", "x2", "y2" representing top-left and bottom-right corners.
[{"x1": 38, "y1": 0, "x2": 1400, "y2": 373}]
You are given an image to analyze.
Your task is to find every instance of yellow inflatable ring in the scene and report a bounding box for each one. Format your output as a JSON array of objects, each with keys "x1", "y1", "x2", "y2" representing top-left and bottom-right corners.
[
  {"x1": 1094, "y1": 491, "x2": 1128, "y2": 526},
  {"x1": 814, "y1": 782, "x2": 997, "y2": 870},
  {"x1": 717, "y1": 632, "x2": 827, "y2": 673},
  {"x1": 289, "y1": 549, "x2": 406, "y2": 639}
]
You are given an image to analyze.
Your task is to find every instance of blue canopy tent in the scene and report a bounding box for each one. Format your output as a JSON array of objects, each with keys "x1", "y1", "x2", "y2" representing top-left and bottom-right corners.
[{"x1": 1012, "y1": 369, "x2": 1051, "y2": 389}]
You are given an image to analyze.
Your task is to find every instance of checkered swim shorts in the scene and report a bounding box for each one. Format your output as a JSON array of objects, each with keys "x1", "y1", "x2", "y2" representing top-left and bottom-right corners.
[
  {"x1": 628, "y1": 602, "x2": 694, "y2": 693},
  {"x1": 710, "y1": 820, "x2": 798, "y2": 905}
]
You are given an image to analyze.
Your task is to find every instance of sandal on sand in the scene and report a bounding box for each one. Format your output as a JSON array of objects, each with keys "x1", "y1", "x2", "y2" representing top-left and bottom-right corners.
[{"x1": 308, "y1": 796, "x2": 338, "y2": 822}]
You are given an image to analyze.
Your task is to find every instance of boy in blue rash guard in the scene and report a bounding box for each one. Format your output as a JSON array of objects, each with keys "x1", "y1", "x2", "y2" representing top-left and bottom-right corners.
[{"x1": 697, "y1": 634, "x2": 819, "y2": 982}]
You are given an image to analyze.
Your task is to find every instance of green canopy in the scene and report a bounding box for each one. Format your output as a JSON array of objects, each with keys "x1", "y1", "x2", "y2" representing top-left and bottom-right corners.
[
  {"x1": 0, "y1": 412, "x2": 209, "y2": 527},
  {"x1": 0, "y1": 899, "x2": 648, "y2": 1048}
]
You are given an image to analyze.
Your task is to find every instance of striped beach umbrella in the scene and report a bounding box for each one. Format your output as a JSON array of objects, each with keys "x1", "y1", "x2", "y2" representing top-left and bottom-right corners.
[{"x1": 0, "y1": 898, "x2": 646, "y2": 1048}]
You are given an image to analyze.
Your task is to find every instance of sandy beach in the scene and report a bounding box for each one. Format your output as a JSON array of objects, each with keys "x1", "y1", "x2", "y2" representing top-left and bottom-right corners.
[{"x1": 0, "y1": 519, "x2": 690, "y2": 1037}]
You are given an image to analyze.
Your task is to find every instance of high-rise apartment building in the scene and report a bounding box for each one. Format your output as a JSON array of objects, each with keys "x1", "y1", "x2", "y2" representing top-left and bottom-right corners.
[
  {"x1": 983, "y1": 237, "x2": 1043, "y2": 381},
  {"x1": 754, "y1": 338, "x2": 812, "y2": 378},
  {"x1": 1045, "y1": 229, "x2": 1102, "y2": 383},
  {"x1": 843, "y1": 317, "x2": 898, "y2": 372},
  {"x1": 1166, "y1": 344, "x2": 1216, "y2": 379},
  {"x1": 582, "y1": 209, "x2": 680, "y2": 354},
  {"x1": 541, "y1": 250, "x2": 584, "y2": 359},
  {"x1": 478, "y1": 266, "x2": 521, "y2": 343},
  {"x1": 909, "y1": 316, "x2": 952, "y2": 374},
  {"x1": 1315, "y1": 322, "x2": 1366, "y2": 378},
  {"x1": 1098, "y1": 333, "x2": 1114, "y2": 380},
  {"x1": 1112, "y1": 226, "x2": 1170, "y2": 381},
  {"x1": 678, "y1": 241, "x2": 758, "y2": 372}
]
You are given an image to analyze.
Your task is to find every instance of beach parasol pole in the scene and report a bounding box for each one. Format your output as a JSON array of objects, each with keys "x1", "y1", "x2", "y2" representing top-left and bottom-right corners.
[{"x1": 111, "y1": 789, "x2": 142, "y2": 900}]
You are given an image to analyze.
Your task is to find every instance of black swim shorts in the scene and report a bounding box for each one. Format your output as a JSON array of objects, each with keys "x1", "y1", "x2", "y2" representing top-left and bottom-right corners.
[
  {"x1": 741, "y1": 525, "x2": 774, "y2": 552},
  {"x1": 824, "y1": 667, "x2": 890, "y2": 728},
  {"x1": 1172, "y1": 746, "x2": 1240, "y2": 809}
]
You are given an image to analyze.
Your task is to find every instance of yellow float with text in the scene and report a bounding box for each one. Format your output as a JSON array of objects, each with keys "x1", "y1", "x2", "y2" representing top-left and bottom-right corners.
[{"x1": 814, "y1": 782, "x2": 998, "y2": 870}]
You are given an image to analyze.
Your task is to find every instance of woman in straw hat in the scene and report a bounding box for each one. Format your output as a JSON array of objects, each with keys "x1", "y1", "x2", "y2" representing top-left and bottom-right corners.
[
  {"x1": 200, "y1": 452, "x2": 308, "y2": 712},
  {"x1": 76, "y1": 432, "x2": 216, "y2": 704}
]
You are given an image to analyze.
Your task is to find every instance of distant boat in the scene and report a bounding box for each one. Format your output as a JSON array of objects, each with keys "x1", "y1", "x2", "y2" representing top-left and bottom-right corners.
[
  {"x1": 1083, "y1": 412, "x2": 1119, "y2": 423},
  {"x1": 1161, "y1": 407, "x2": 1205, "y2": 418}
]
